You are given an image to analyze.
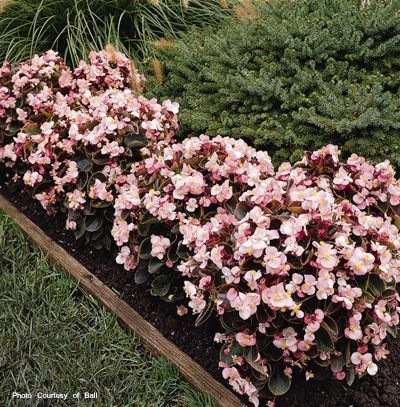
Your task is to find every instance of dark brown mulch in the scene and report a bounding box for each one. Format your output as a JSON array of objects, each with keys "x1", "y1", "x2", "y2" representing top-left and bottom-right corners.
[{"x1": 1, "y1": 171, "x2": 399, "y2": 407}]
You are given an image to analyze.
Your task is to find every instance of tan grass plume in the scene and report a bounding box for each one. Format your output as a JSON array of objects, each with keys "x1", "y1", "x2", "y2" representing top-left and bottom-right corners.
[
  {"x1": 154, "y1": 38, "x2": 176, "y2": 49},
  {"x1": 105, "y1": 43, "x2": 118, "y2": 63},
  {"x1": 151, "y1": 59, "x2": 164, "y2": 85},
  {"x1": 234, "y1": 0, "x2": 258, "y2": 21},
  {"x1": 0, "y1": 0, "x2": 10, "y2": 14}
]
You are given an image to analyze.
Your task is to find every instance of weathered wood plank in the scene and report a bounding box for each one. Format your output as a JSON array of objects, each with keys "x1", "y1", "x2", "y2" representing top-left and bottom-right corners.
[{"x1": 0, "y1": 194, "x2": 244, "y2": 407}]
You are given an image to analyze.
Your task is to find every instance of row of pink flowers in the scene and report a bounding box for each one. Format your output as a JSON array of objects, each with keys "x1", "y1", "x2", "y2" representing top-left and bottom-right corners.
[{"x1": 1, "y1": 50, "x2": 400, "y2": 406}]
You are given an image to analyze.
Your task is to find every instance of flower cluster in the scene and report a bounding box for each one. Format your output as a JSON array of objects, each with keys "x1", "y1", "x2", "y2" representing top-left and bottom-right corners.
[
  {"x1": 1, "y1": 51, "x2": 400, "y2": 406},
  {"x1": 0, "y1": 49, "x2": 178, "y2": 247},
  {"x1": 113, "y1": 140, "x2": 400, "y2": 405}
]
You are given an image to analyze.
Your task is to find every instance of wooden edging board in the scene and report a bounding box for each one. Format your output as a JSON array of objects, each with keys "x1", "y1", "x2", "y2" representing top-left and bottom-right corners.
[{"x1": 0, "y1": 194, "x2": 244, "y2": 407}]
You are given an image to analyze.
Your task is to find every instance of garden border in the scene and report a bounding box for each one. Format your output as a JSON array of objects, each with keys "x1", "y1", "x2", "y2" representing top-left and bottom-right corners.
[{"x1": 0, "y1": 194, "x2": 244, "y2": 407}]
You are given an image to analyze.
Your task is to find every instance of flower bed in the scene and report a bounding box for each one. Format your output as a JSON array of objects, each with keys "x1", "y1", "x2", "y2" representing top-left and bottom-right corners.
[{"x1": 1, "y1": 50, "x2": 400, "y2": 407}]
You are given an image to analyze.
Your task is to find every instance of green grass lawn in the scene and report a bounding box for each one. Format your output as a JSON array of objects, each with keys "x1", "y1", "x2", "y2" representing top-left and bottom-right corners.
[{"x1": 0, "y1": 210, "x2": 215, "y2": 407}]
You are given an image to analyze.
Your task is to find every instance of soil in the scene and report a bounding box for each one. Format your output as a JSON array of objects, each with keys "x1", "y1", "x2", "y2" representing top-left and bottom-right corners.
[{"x1": 1, "y1": 171, "x2": 399, "y2": 407}]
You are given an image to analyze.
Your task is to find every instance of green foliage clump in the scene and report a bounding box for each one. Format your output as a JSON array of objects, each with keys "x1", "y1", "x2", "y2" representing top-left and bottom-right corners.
[
  {"x1": 148, "y1": 0, "x2": 400, "y2": 166},
  {"x1": 0, "y1": 0, "x2": 232, "y2": 67}
]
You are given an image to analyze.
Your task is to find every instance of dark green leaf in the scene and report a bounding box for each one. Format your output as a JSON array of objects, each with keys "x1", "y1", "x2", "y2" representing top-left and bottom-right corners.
[
  {"x1": 150, "y1": 274, "x2": 171, "y2": 297},
  {"x1": 324, "y1": 301, "x2": 341, "y2": 315},
  {"x1": 138, "y1": 222, "x2": 150, "y2": 236},
  {"x1": 244, "y1": 345, "x2": 258, "y2": 362},
  {"x1": 134, "y1": 268, "x2": 148, "y2": 284},
  {"x1": 315, "y1": 327, "x2": 334, "y2": 353},
  {"x1": 234, "y1": 202, "x2": 248, "y2": 220},
  {"x1": 268, "y1": 371, "x2": 291, "y2": 396},
  {"x1": 381, "y1": 288, "x2": 397, "y2": 299},
  {"x1": 321, "y1": 316, "x2": 339, "y2": 338},
  {"x1": 124, "y1": 134, "x2": 148, "y2": 149},
  {"x1": 346, "y1": 368, "x2": 355, "y2": 386},
  {"x1": 356, "y1": 275, "x2": 369, "y2": 291},
  {"x1": 76, "y1": 158, "x2": 93, "y2": 171},
  {"x1": 368, "y1": 274, "x2": 386, "y2": 296},
  {"x1": 85, "y1": 216, "x2": 103, "y2": 232},
  {"x1": 139, "y1": 238, "x2": 152, "y2": 259},
  {"x1": 148, "y1": 258, "x2": 164, "y2": 274},
  {"x1": 364, "y1": 292, "x2": 375, "y2": 303}
]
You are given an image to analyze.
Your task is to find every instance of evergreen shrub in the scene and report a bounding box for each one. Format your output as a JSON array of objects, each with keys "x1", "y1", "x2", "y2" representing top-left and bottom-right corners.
[{"x1": 148, "y1": 0, "x2": 400, "y2": 167}]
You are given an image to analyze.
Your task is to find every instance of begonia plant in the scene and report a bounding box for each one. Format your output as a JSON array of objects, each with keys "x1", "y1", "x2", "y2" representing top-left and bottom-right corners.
[
  {"x1": 115, "y1": 141, "x2": 400, "y2": 405},
  {"x1": 0, "y1": 48, "x2": 178, "y2": 248}
]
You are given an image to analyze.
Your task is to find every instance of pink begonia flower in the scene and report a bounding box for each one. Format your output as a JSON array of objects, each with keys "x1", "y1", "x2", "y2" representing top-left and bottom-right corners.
[
  {"x1": 308, "y1": 144, "x2": 339, "y2": 165},
  {"x1": 351, "y1": 352, "x2": 378, "y2": 376},
  {"x1": 222, "y1": 266, "x2": 241, "y2": 284},
  {"x1": 365, "y1": 322, "x2": 386, "y2": 346},
  {"x1": 316, "y1": 269, "x2": 335, "y2": 300},
  {"x1": 286, "y1": 272, "x2": 304, "y2": 294},
  {"x1": 0, "y1": 143, "x2": 17, "y2": 162},
  {"x1": 211, "y1": 179, "x2": 233, "y2": 202},
  {"x1": 210, "y1": 246, "x2": 224, "y2": 269},
  {"x1": 347, "y1": 247, "x2": 375, "y2": 275},
  {"x1": 176, "y1": 305, "x2": 188, "y2": 316},
  {"x1": 40, "y1": 120, "x2": 54, "y2": 135},
  {"x1": 375, "y1": 345, "x2": 390, "y2": 361},
  {"x1": 112, "y1": 219, "x2": 135, "y2": 246},
  {"x1": 192, "y1": 246, "x2": 210, "y2": 269},
  {"x1": 236, "y1": 226, "x2": 278, "y2": 259},
  {"x1": 244, "y1": 269, "x2": 262, "y2": 290},
  {"x1": 344, "y1": 316, "x2": 363, "y2": 340},
  {"x1": 150, "y1": 235, "x2": 171, "y2": 260},
  {"x1": 116, "y1": 246, "x2": 130, "y2": 265},
  {"x1": 89, "y1": 179, "x2": 113, "y2": 201},
  {"x1": 188, "y1": 295, "x2": 206, "y2": 314},
  {"x1": 336, "y1": 371, "x2": 346, "y2": 380},
  {"x1": 332, "y1": 281, "x2": 362, "y2": 310},
  {"x1": 374, "y1": 300, "x2": 392, "y2": 323},
  {"x1": 186, "y1": 197, "x2": 198, "y2": 212},
  {"x1": 183, "y1": 281, "x2": 206, "y2": 314},
  {"x1": 313, "y1": 241, "x2": 338, "y2": 270},
  {"x1": 236, "y1": 332, "x2": 256, "y2": 347},
  {"x1": 333, "y1": 167, "x2": 352, "y2": 190},
  {"x1": 263, "y1": 246, "x2": 289, "y2": 275},
  {"x1": 273, "y1": 327, "x2": 298, "y2": 352},
  {"x1": 262, "y1": 283, "x2": 295, "y2": 310},
  {"x1": 162, "y1": 99, "x2": 179, "y2": 114},
  {"x1": 171, "y1": 170, "x2": 205, "y2": 199},
  {"x1": 301, "y1": 274, "x2": 317, "y2": 295},
  {"x1": 66, "y1": 189, "x2": 86, "y2": 210},
  {"x1": 100, "y1": 140, "x2": 124, "y2": 157},
  {"x1": 115, "y1": 246, "x2": 135, "y2": 271},
  {"x1": 114, "y1": 183, "x2": 141, "y2": 214},
  {"x1": 222, "y1": 366, "x2": 259, "y2": 406},
  {"x1": 199, "y1": 275, "x2": 212, "y2": 289},
  {"x1": 283, "y1": 367, "x2": 293, "y2": 379},
  {"x1": 257, "y1": 321, "x2": 270, "y2": 333},
  {"x1": 65, "y1": 218, "x2": 77, "y2": 231},
  {"x1": 23, "y1": 170, "x2": 43, "y2": 186},
  {"x1": 283, "y1": 235, "x2": 305, "y2": 256},
  {"x1": 305, "y1": 371, "x2": 315, "y2": 381},
  {"x1": 230, "y1": 291, "x2": 261, "y2": 320},
  {"x1": 388, "y1": 181, "x2": 400, "y2": 206},
  {"x1": 214, "y1": 332, "x2": 228, "y2": 343},
  {"x1": 183, "y1": 280, "x2": 197, "y2": 298}
]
